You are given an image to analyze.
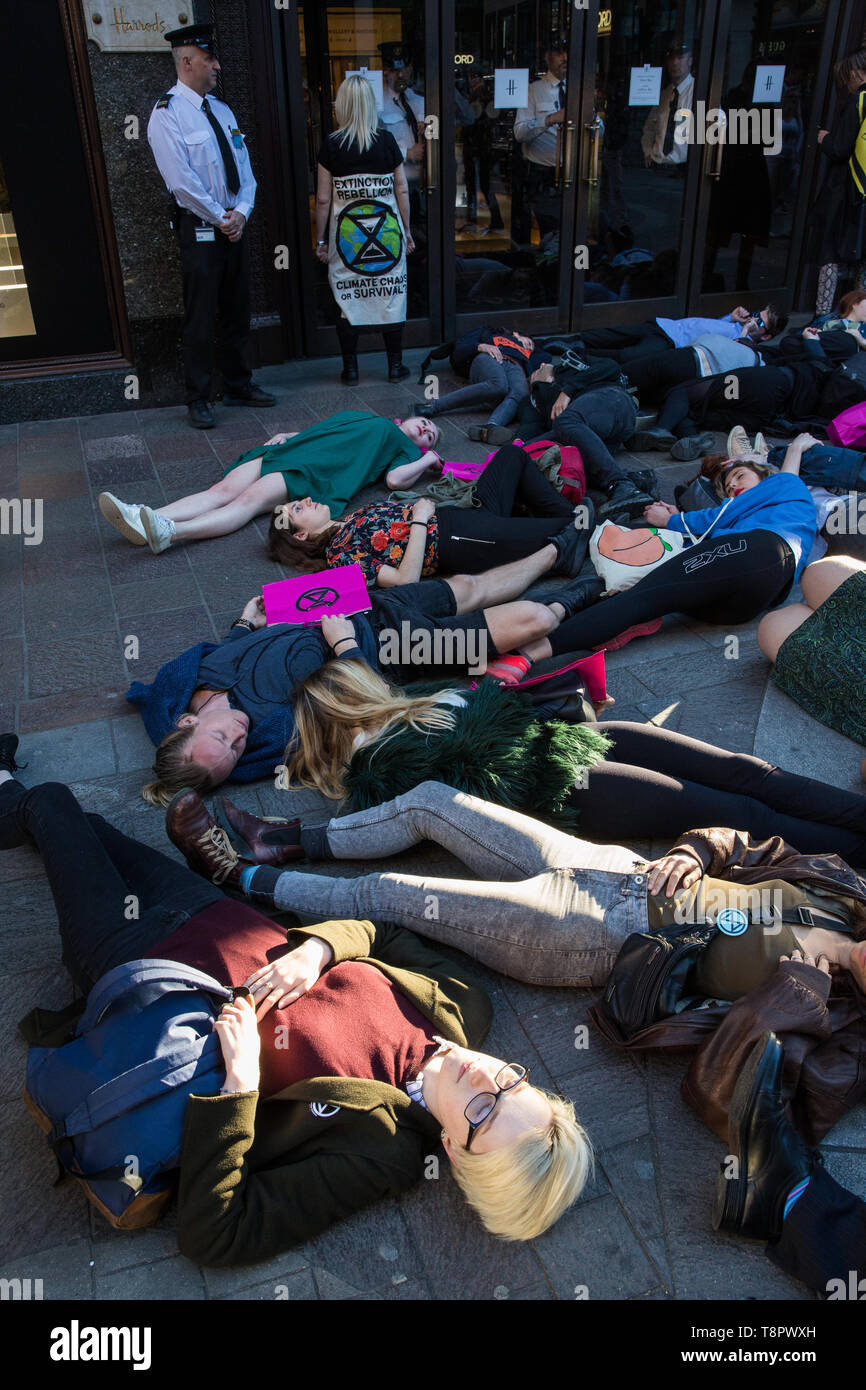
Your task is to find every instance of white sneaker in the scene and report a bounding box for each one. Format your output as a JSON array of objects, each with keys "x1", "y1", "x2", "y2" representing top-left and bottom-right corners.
[
  {"x1": 140, "y1": 507, "x2": 176, "y2": 554},
  {"x1": 726, "y1": 426, "x2": 751, "y2": 458},
  {"x1": 753, "y1": 432, "x2": 769, "y2": 461},
  {"x1": 98, "y1": 492, "x2": 147, "y2": 546}
]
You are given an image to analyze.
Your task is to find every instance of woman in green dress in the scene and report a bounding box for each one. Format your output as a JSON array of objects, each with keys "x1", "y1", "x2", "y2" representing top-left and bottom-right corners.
[{"x1": 97, "y1": 410, "x2": 441, "y2": 554}]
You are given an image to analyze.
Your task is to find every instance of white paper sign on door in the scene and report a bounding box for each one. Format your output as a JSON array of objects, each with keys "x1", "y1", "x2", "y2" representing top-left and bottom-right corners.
[
  {"x1": 346, "y1": 67, "x2": 385, "y2": 111},
  {"x1": 628, "y1": 65, "x2": 663, "y2": 106},
  {"x1": 494, "y1": 68, "x2": 530, "y2": 108},
  {"x1": 752, "y1": 65, "x2": 785, "y2": 103}
]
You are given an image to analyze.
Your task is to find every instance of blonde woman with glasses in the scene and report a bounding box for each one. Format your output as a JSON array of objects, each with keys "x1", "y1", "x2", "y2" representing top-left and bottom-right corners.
[{"x1": 317, "y1": 74, "x2": 414, "y2": 383}]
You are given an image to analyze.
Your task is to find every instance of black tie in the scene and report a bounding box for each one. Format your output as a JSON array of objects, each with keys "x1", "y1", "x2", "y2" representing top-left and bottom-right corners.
[
  {"x1": 662, "y1": 87, "x2": 679, "y2": 156},
  {"x1": 202, "y1": 97, "x2": 241, "y2": 195},
  {"x1": 556, "y1": 80, "x2": 565, "y2": 109},
  {"x1": 398, "y1": 90, "x2": 419, "y2": 144}
]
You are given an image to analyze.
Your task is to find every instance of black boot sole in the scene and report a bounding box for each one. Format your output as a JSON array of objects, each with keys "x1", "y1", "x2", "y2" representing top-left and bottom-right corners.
[{"x1": 712, "y1": 1033, "x2": 779, "y2": 1236}]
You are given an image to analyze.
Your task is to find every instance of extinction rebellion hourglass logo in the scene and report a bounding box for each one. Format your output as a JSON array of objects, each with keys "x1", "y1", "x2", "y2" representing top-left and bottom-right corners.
[{"x1": 336, "y1": 201, "x2": 403, "y2": 276}]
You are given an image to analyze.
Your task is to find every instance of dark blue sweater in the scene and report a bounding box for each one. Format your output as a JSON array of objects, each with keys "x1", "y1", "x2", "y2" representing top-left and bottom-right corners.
[{"x1": 126, "y1": 621, "x2": 380, "y2": 783}]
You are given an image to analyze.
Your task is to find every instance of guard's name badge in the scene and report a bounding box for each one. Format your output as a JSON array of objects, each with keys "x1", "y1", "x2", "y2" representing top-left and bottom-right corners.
[
  {"x1": 231, "y1": 128, "x2": 244, "y2": 148},
  {"x1": 195, "y1": 226, "x2": 216, "y2": 242},
  {"x1": 716, "y1": 907, "x2": 749, "y2": 936}
]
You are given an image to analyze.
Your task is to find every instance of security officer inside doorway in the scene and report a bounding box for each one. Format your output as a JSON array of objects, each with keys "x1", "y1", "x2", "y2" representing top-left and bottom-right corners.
[{"x1": 147, "y1": 23, "x2": 276, "y2": 429}]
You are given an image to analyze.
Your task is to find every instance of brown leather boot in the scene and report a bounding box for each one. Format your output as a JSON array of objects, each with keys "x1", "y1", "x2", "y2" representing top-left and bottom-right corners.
[
  {"x1": 165, "y1": 790, "x2": 244, "y2": 888},
  {"x1": 218, "y1": 796, "x2": 305, "y2": 867}
]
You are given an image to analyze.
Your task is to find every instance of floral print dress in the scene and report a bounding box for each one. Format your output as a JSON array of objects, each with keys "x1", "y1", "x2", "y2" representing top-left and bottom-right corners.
[{"x1": 325, "y1": 501, "x2": 440, "y2": 585}]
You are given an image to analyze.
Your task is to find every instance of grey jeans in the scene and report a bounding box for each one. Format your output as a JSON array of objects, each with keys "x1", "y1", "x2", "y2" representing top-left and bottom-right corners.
[
  {"x1": 274, "y1": 782, "x2": 650, "y2": 987},
  {"x1": 428, "y1": 355, "x2": 529, "y2": 426}
]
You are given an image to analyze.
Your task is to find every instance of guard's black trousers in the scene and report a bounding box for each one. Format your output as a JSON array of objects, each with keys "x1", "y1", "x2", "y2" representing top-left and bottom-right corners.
[{"x1": 177, "y1": 212, "x2": 252, "y2": 405}]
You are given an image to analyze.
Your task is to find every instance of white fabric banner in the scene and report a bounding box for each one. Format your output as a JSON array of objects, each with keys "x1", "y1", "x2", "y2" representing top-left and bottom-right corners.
[{"x1": 328, "y1": 171, "x2": 408, "y2": 327}]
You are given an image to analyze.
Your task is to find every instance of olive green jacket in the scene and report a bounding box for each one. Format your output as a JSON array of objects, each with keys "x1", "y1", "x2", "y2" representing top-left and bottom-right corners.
[{"x1": 176, "y1": 917, "x2": 492, "y2": 1267}]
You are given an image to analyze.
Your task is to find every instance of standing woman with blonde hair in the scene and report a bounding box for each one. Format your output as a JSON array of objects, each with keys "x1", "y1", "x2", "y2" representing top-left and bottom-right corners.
[{"x1": 317, "y1": 74, "x2": 414, "y2": 383}]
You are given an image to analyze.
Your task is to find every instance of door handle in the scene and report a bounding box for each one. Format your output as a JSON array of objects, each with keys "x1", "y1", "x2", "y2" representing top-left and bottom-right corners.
[
  {"x1": 563, "y1": 119, "x2": 577, "y2": 188},
  {"x1": 707, "y1": 139, "x2": 724, "y2": 180},
  {"x1": 423, "y1": 114, "x2": 439, "y2": 193},
  {"x1": 584, "y1": 116, "x2": 602, "y2": 186}
]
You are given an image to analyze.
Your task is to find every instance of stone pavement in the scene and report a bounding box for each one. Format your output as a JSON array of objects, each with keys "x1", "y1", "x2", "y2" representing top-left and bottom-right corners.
[{"x1": 0, "y1": 351, "x2": 863, "y2": 1302}]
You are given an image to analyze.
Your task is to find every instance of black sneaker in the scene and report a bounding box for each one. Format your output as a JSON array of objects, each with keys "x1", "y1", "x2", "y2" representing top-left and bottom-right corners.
[
  {"x1": 596, "y1": 480, "x2": 654, "y2": 523},
  {"x1": 533, "y1": 575, "x2": 604, "y2": 621},
  {"x1": 630, "y1": 426, "x2": 677, "y2": 452},
  {"x1": 188, "y1": 400, "x2": 216, "y2": 430},
  {"x1": 225, "y1": 384, "x2": 277, "y2": 407},
  {"x1": 712, "y1": 1032, "x2": 816, "y2": 1243},
  {"x1": 0, "y1": 734, "x2": 26, "y2": 775},
  {"x1": 468, "y1": 424, "x2": 518, "y2": 445},
  {"x1": 549, "y1": 498, "x2": 596, "y2": 577},
  {"x1": 670, "y1": 431, "x2": 715, "y2": 462}
]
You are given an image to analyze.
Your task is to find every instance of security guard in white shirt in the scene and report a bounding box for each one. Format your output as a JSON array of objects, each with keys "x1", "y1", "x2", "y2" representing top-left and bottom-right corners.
[
  {"x1": 641, "y1": 39, "x2": 695, "y2": 171},
  {"x1": 513, "y1": 38, "x2": 568, "y2": 239},
  {"x1": 147, "y1": 23, "x2": 275, "y2": 429}
]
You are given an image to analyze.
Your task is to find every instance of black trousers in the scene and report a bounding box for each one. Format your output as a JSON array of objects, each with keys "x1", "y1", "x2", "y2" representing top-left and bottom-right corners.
[
  {"x1": 178, "y1": 213, "x2": 252, "y2": 405},
  {"x1": 581, "y1": 322, "x2": 673, "y2": 362},
  {"x1": 437, "y1": 443, "x2": 573, "y2": 572},
  {"x1": 658, "y1": 367, "x2": 793, "y2": 437},
  {"x1": 335, "y1": 317, "x2": 404, "y2": 358},
  {"x1": 549, "y1": 529, "x2": 795, "y2": 656},
  {"x1": 625, "y1": 346, "x2": 701, "y2": 403},
  {"x1": 573, "y1": 721, "x2": 866, "y2": 865},
  {"x1": 767, "y1": 1165, "x2": 866, "y2": 1294},
  {"x1": 0, "y1": 781, "x2": 222, "y2": 995}
]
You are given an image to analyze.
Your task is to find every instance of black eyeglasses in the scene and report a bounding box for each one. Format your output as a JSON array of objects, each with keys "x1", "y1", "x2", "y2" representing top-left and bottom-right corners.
[{"x1": 464, "y1": 1063, "x2": 530, "y2": 1150}]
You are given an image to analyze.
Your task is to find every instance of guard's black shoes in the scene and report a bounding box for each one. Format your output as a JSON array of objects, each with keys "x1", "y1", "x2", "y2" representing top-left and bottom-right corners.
[
  {"x1": 225, "y1": 384, "x2": 277, "y2": 407},
  {"x1": 188, "y1": 400, "x2": 216, "y2": 429},
  {"x1": 712, "y1": 1031, "x2": 816, "y2": 1243},
  {"x1": 0, "y1": 733, "x2": 26, "y2": 775}
]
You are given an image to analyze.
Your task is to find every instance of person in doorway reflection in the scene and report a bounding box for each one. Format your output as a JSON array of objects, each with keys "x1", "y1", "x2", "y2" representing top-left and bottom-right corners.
[
  {"x1": 513, "y1": 37, "x2": 568, "y2": 239},
  {"x1": 379, "y1": 42, "x2": 426, "y2": 219},
  {"x1": 641, "y1": 38, "x2": 695, "y2": 171}
]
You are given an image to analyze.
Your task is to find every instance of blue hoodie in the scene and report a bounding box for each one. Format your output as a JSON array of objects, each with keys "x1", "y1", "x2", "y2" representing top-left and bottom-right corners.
[
  {"x1": 126, "y1": 620, "x2": 381, "y2": 783},
  {"x1": 666, "y1": 471, "x2": 817, "y2": 581}
]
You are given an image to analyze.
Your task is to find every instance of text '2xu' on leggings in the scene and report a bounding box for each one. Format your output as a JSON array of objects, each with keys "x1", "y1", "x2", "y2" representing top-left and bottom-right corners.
[{"x1": 549, "y1": 529, "x2": 796, "y2": 656}]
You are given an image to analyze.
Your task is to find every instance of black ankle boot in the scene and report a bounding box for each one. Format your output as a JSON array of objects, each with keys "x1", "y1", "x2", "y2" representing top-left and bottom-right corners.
[
  {"x1": 0, "y1": 734, "x2": 26, "y2": 775},
  {"x1": 340, "y1": 355, "x2": 359, "y2": 384},
  {"x1": 387, "y1": 353, "x2": 410, "y2": 382}
]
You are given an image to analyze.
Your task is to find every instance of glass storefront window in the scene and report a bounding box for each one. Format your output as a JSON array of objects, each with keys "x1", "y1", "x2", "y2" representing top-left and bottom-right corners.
[{"x1": 0, "y1": 159, "x2": 36, "y2": 339}]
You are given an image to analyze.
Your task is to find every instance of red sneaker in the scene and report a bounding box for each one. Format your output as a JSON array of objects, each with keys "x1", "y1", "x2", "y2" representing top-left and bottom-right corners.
[{"x1": 595, "y1": 618, "x2": 662, "y2": 652}]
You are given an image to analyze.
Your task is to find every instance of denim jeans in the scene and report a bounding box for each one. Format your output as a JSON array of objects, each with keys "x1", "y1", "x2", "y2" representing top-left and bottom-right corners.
[
  {"x1": 274, "y1": 782, "x2": 649, "y2": 987},
  {"x1": 551, "y1": 387, "x2": 638, "y2": 490},
  {"x1": 427, "y1": 355, "x2": 529, "y2": 426},
  {"x1": 767, "y1": 443, "x2": 866, "y2": 493}
]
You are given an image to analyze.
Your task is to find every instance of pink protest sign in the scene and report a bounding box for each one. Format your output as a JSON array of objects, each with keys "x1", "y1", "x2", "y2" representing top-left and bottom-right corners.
[{"x1": 262, "y1": 564, "x2": 372, "y2": 626}]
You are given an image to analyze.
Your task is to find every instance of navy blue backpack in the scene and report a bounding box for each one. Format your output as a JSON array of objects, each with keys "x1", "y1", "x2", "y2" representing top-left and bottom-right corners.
[{"x1": 24, "y1": 959, "x2": 236, "y2": 1229}]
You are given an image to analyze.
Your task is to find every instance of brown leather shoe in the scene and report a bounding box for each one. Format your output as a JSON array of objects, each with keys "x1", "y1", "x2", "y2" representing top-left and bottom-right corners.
[
  {"x1": 217, "y1": 796, "x2": 305, "y2": 867},
  {"x1": 166, "y1": 790, "x2": 244, "y2": 888}
]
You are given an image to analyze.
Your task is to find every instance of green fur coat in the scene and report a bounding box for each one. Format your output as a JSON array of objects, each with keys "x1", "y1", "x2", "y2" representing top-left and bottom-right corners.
[{"x1": 344, "y1": 679, "x2": 612, "y2": 828}]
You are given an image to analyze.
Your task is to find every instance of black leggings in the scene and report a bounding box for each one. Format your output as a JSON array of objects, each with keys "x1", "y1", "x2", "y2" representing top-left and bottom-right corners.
[
  {"x1": 0, "y1": 780, "x2": 222, "y2": 994},
  {"x1": 336, "y1": 318, "x2": 404, "y2": 356},
  {"x1": 437, "y1": 443, "x2": 573, "y2": 572},
  {"x1": 549, "y1": 529, "x2": 795, "y2": 656},
  {"x1": 572, "y1": 722, "x2": 866, "y2": 865}
]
